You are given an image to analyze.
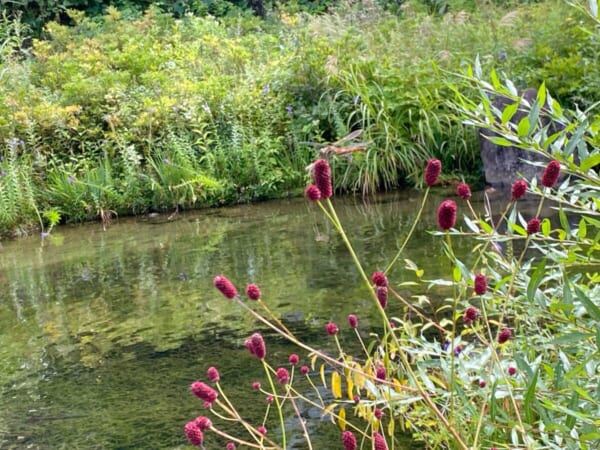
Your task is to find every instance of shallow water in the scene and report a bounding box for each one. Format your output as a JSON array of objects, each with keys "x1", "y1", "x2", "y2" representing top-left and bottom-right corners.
[{"x1": 0, "y1": 189, "x2": 526, "y2": 449}]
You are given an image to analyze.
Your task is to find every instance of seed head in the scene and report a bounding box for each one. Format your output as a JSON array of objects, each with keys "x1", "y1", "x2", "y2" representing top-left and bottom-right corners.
[
  {"x1": 437, "y1": 199, "x2": 457, "y2": 230},
  {"x1": 213, "y1": 275, "x2": 238, "y2": 299},
  {"x1": 373, "y1": 431, "x2": 388, "y2": 450},
  {"x1": 207, "y1": 366, "x2": 220, "y2": 383},
  {"x1": 424, "y1": 159, "x2": 442, "y2": 186},
  {"x1": 371, "y1": 271, "x2": 388, "y2": 287},
  {"x1": 184, "y1": 421, "x2": 204, "y2": 446},
  {"x1": 341, "y1": 430, "x2": 357, "y2": 450},
  {"x1": 305, "y1": 184, "x2": 321, "y2": 202},
  {"x1": 347, "y1": 314, "x2": 358, "y2": 329},
  {"x1": 325, "y1": 322, "x2": 339, "y2": 336},
  {"x1": 276, "y1": 367, "x2": 290, "y2": 384},
  {"x1": 474, "y1": 274, "x2": 488, "y2": 295},
  {"x1": 376, "y1": 286, "x2": 388, "y2": 309},
  {"x1": 456, "y1": 182, "x2": 472, "y2": 200},
  {"x1": 526, "y1": 217, "x2": 541, "y2": 235},
  {"x1": 245, "y1": 333, "x2": 267, "y2": 359},
  {"x1": 511, "y1": 179, "x2": 528, "y2": 200},
  {"x1": 498, "y1": 328, "x2": 512, "y2": 344},
  {"x1": 313, "y1": 159, "x2": 333, "y2": 199},
  {"x1": 245, "y1": 283, "x2": 261, "y2": 300},
  {"x1": 190, "y1": 381, "x2": 218, "y2": 404},
  {"x1": 541, "y1": 160, "x2": 561, "y2": 187}
]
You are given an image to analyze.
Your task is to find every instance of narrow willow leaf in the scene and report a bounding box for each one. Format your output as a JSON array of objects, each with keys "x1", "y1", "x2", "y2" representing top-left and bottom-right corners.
[
  {"x1": 527, "y1": 259, "x2": 546, "y2": 302},
  {"x1": 580, "y1": 153, "x2": 600, "y2": 171},
  {"x1": 387, "y1": 417, "x2": 395, "y2": 437},
  {"x1": 501, "y1": 102, "x2": 519, "y2": 124},
  {"x1": 346, "y1": 376, "x2": 354, "y2": 400},
  {"x1": 517, "y1": 116, "x2": 531, "y2": 137},
  {"x1": 575, "y1": 286, "x2": 600, "y2": 320},
  {"x1": 524, "y1": 368, "x2": 539, "y2": 424},
  {"x1": 565, "y1": 391, "x2": 579, "y2": 429},
  {"x1": 331, "y1": 371, "x2": 342, "y2": 399},
  {"x1": 559, "y1": 208, "x2": 571, "y2": 234},
  {"x1": 537, "y1": 82, "x2": 547, "y2": 109},
  {"x1": 453, "y1": 265, "x2": 461, "y2": 282},
  {"x1": 579, "y1": 217, "x2": 588, "y2": 239},
  {"x1": 337, "y1": 407, "x2": 346, "y2": 430},
  {"x1": 320, "y1": 364, "x2": 327, "y2": 388},
  {"x1": 541, "y1": 218, "x2": 551, "y2": 236}
]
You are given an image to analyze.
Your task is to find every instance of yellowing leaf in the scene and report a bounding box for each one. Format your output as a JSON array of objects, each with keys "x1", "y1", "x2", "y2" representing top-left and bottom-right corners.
[
  {"x1": 320, "y1": 364, "x2": 327, "y2": 388},
  {"x1": 322, "y1": 403, "x2": 337, "y2": 422},
  {"x1": 331, "y1": 371, "x2": 342, "y2": 398},
  {"x1": 337, "y1": 407, "x2": 346, "y2": 430},
  {"x1": 387, "y1": 418, "x2": 395, "y2": 437},
  {"x1": 347, "y1": 376, "x2": 354, "y2": 399}
]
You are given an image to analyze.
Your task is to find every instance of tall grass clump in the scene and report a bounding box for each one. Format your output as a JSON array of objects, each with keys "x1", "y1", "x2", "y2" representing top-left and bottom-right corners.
[{"x1": 179, "y1": 47, "x2": 600, "y2": 450}]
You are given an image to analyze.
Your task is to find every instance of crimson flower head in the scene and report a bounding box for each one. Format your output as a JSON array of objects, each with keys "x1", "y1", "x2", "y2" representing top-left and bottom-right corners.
[
  {"x1": 479, "y1": 380, "x2": 487, "y2": 388},
  {"x1": 474, "y1": 274, "x2": 487, "y2": 295},
  {"x1": 373, "y1": 431, "x2": 388, "y2": 450},
  {"x1": 257, "y1": 425, "x2": 267, "y2": 435},
  {"x1": 313, "y1": 159, "x2": 333, "y2": 199},
  {"x1": 226, "y1": 443, "x2": 236, "y2": 450},
  {"x1": 305, "y1": 184, "x2": 321, "y2": 202},
  {"x1": 527, "y1": 217, "x2": 541, "y2": 235},
  {"x1": 207, "y1": 366, "x2": 220, "y2": 383},
  {"x1": 245, "y1": 333, "x2": 267, "y2": 359},
  {"x1": 341, "y1": 430, "x2": 357, "y2": 450},
  {"x1": 213, "y1": 275, "x2": 238, "y2": 299},
  {"x1": 374, "y1": 408, "x2": 384, "y2": 419},
  {"x1": 464, "y1": 307, "x2": 479, "y2": 324},
  {"x1": 300, "y1": 365, "x2": 309, "y2": 374},
  {"x1": 437, "y1": 199, "x2": 457, "y2": 230},
  {"x1": 424, "y1": 158, "x2": 442, "y2": 186},
  {"x1": 266, "y1": 395, "x2": 274, "y2": 404},
  {"x1": 190, "y1": 381, "x2": 218, "y2": 404},
  {"x1": 347, "y1": 314, "x2": 358, "y2": 329},
  {"x1": 511, "y1": 179, "x2": 528, "y2": 200},
  {"x1": 508, "y1": 366, "x2": 517, "y2": 376},
  {"x1": 325, "y1": 322, "x2": 339, "y2": 335},
  {"x1": 276, "y1": 367, "x2": 290, "y2": 384},
  {"x1": 245, "y1": 284, "x2": 261, "y2": 300},
  {"x1": 371, "y1": 271, "x2": 388, "y2": 287},
  {"x1": 498, "y1": 328, "x2": 512, "y2": 344},
  {"x1": 252, "y1": 381, "x2": 261, "y2": 390},
  {"x1": 541, "y1": 160, "x2": 561, "y2": 188},
  {"x1": 376, "y1": 365, "x2": 386, "y2": 381},
  {"x1": 184, "y1": 421, "x2": 204, "y2": 446},
  {"x1": 194, "y1": 416, "x2": 212, "y2": 431},
  {"x1": 376, "y1": 286, "x2": 388, "y2": 309},
  {"x1": 456, "y1": 182, "x2": 472, "y2": 200},
  {"x1": 288, "y1": 353, "x2": 299, "y2": 366}
]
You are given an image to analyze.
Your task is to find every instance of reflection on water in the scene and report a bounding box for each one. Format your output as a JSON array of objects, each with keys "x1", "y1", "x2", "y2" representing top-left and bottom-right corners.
[{"x1": 0, "y1": 189, "x2": 523, "y2": 448}]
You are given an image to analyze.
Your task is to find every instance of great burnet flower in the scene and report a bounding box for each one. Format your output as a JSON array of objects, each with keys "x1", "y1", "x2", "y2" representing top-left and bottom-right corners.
[
  {"x1": 437, "y1": 200, "x2": 457, "y2": 230},
  {"x1": 373, "y1": 431, "x2": 388, "y2": 450},
  {"x1": 376, "y1": 286, "x2": 388, "y2": 309},
  {"x1": 190, "y1": 381, "x2": 218, "y2": 404},
  {"x1": 341, "y1": 430, "x2": 357, "y2": 450},
  {"x1": 474, "y1": 274, "x2": 487, "y2": 295},
  {"x1": 276, "y1": 367, "x2": 290, "y2": 384},
  {"x1": 245, "y1": 333, "x2": 267, "y2": 359},
  {"x1": 257, "y1": 425, "x2": 267, "y2": 435},
  {"x1": 207, "y1": 366, "x2": 220, "y2": 383},
  {"x1": 325, "y1": 322, "x2": 339, "y2": 335},
  {"x1": 305, "y1": 184, "x2": 321, "y2": 202},
  {"x1": 245, "y1": 284, "x2": 261, "y2": 300},
  {"x1": 498, "y1": 328, "x2": 512, "y2": 344},
  {"x1": 541, "y1": 160, "x2": 561, "y2": 188},
  {"x1": 347, "y1": 314, "x2": 358, "y2": 329},
  {"x1": 184, "y1": 421, "x2": 204, "y2": 446},
  {"x1": 456, "y1": 182, "x2": 472, "y2": 200},
  {"x1": 508, "y1": 366, "x2": 517, "y2": 376},
  {"x1": 511, "y1": 179, "x2": 528, "y2": 200},
  {"x1": 213, "y1": 275, "x2": 238, "y2": 299},
  {"x1": 313, "y1": 159, "x2": 333, "y2": 199},
  {"x1": 288, "y1": 354, "x2": 299, "y2": 366},
  {"x1": 527, "y1": 217, "x2": 541, "y2": 235},
  {"x1": 424, "y1": 158, "x2": 442, "y2": 186},
  {"x1": 464, "y1": 307, "x2": 479, "y2": 324},
  {"x1": 375, "y1": 365, "x2": 386, "y2": 381},
  {"x1": 371, "y1": 271, "x2": 388, "y2": 287},
  {"x1": 194, "y1": 416, "x2": 212, "y2": 431},
  {"x1": 300, "y1": 365, "x2": 309, "y2": 374},
  {"x1": 226, "y1": 442, "x2": 236, "y2": 450}
]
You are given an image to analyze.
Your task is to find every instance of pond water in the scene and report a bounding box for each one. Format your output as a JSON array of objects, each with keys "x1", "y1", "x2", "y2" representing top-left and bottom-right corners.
[{"x1": 0, "y1": 189, "x2": 516, "y2": 449}]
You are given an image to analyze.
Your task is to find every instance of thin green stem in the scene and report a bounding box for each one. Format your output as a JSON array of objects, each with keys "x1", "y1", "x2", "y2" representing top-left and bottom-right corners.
[{"x1": 262, "y1": 359, "x2": 287, "y2": 449}]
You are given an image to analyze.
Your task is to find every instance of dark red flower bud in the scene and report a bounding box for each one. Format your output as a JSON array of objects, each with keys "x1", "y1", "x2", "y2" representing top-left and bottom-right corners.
[
  {"x1": 300, "y1": 365, "x2": 309, "y2": 374},
  {"x1": 371, "y1": 271, "x2": 388, "y2": 287},
  {"x1": 508, "y1": 366, "x2": 517, "y2": 376},
  {"x1": 184, "y1": 421, "x2": 204, "y2": 446},
  {"x1": 257, "y1": 425, "x2": 267, "y2": 435},
  {"x1": 479, "y1": 380, "x2": 486, "y2": 388},
  {"x1": 373, "y1": 431, "x2": 388, "y2": 450},
  {"x1": 374, "y1": 408, "x2": 383, "y2": 419},
  {"x1": 474, "y1": 274, "x2": 487, "y2": 295},
  {"x1": 288, "y1": 353, "x2": 299, "y2": 366},
  {"x1": 541, "y1": 160, "x2": 561, "y2": 188},
  {"x1": 245, "y1": 283, "x2": 261, "y2": 300},
  {"x1": 526, "y1": 217, "x2": 541, "y2": 235},
  {"x1": 207, "y1": 366, "x2": 220, "y2": 383},
  {"x1": 190, "y1": 381, "x2": 218, "y2": 403},
  {"x1": 437, "y1": 199, "x2": 457, "y2": 230},
  {"x1": 252, "y1": 381, "x2": 261, "y2": 390},
  {"x1": 424, "y1": 159, "x2": 442, "y2": 186},
  {"x1": 341, "y1": 430, "x2": 357, "y2": 450},
  {"x1": 276, "y1": 367, "x2": 290, "y2": 384},
  {"x1": 245, "y1": 333, "x2": 267, "y2": 359},
  {"x1": 376, "y1": 286, "x2": 388, "y2": 309},
  {"x1": 353, "y1": 394, "x2": 360, "y2": 403},
  {"x1": 498, "y1": 328, "x2": 512, "y2": 344},
  {"x1": 456, "y1": 182, "x2": 471, "y2": 200},
  {"x1": 305, "y1": 184, "x2": 321, "y2": 202},
  {"x1": 226, "y1": 442, "x2": 236, "y2": 450},
  {"x1": 464, "y1": 307, "x2": 479, "y2": 324},
  {"x1": 325, "y1": 322, "x2": 339, "y2": 335},
  {"x1": 511, "y1": 179, "x2": 528, "y2": 200},
  {"x1": 313, "y1": 159, "x2": 333, "y2": 199},
  {"x1": 375, "y1": 365, "x2": 386, "y2": 381},
  {"x1": 213, "y1": 275, "x2": 238, "y2": 299},
  {"x1": 347, "y1": 314, "x2": 358, "y2": 329},
  {"x1": 194, "y1": 416, "x2": 212, "y2": 431},
  {"x1": 266, "y1": 395, "x2": 274, "y2": 404}
]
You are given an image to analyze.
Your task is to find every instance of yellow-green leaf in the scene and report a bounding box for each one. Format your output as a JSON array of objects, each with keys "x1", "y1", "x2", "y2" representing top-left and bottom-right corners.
[
  {"x1": 331, "y1": 371, "x2": 342, "y2": 398},
  {"x1": 337, "y1": 407, "x2": 346, "y2": 430}
]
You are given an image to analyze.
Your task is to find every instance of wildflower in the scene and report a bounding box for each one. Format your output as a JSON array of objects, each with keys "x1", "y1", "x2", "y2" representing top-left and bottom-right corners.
[
  {"x1": 305, "y1": 184, "x2": 321, "y2": 202},
  {"x1": 266, "y1": 395, "x2": 274, "y2": 404},
  {"x1": 376, "y1": 365, "x2": 386, "y2": 381},
  {"x1": 498, "y1": 328, "x2": 512, "y2": 344},
  {"x1": 194, "y1": 416, "x2": 212, "y2": 431},
  {"x1": 300, "y1": 365, "x2": 309, "y2": 374},
  {"x1": 479, "y1": 380, "x2": 486, "y2": 388},
  {"x1": 207, "y1": 366, "x2": 220, "y2": 383},
  {"x1": 347, "y1": 314, "x2": 358, "y2": 329},
  {"x1": 288, "y1": 354, "x2": 299, "y2": 366},
  {"x1": 441, "y1": 341, "x2": 450, "y2": 351},
  {"x1": 226, "y1": 443, "x2": 236, "y2": 450},
  {"x1": 262, "y1": 84, "x2": 270, "y2": 95},
  {"x1": 511, "y1": 179, "x2": 528, "y2": 200},
  {"x1": 67, "y1": 175, "x2": 75, "y2": 184},
  {"x1": 276, "y1": 367, "x2": 290, "y2": 384},
  {"x1": 245, "y1": 283, "x2": 261, "y2": 300},
  {"x1": 456, "y1": 182, "x2": 472, "y2": 200},
  {"x1": 184, "y1": 421, "x2": 204, "y2": 446},
  {"x1": 252, "y1": 381, "x2": 261, "y2": 390},
  {"x1": 464, "y1": 307, "x2": 479, "y2": 324},
  {"x1": 527, "y1": 217, "x2": 541, "y2": 235},
  {"x1": 508, "y1": 366, "x2": 517, "y2": 376},
  {"x1": 454, "y1": 345, "x2": 462, "y2": 356},
  {"x1": 424, "y1": 159, "x2": 442, "y2": 186},
  {"x1": 325, "y1": 322, "x2": 339, "y2": 335},
  {"x1": 376, "y1": 286, "x2": 388, "y2": 309},
  {"x1": 541, "y1": 160, "x2": 561, "y2": 187},
  {"x1": 203, "y1": 401, "x2": 212, "y2": 409},
  {"x1": 371, "y1": 271, "x2": 388, "y2": 287},
  {"x1": 389, "y1": 321, "x2": 396, "y2": 329},
  {"x1": 437, "y1": 199, "x2": 457, "y2": 230},
  {"x1": 374, "y1": 408, "x2": 383, "y2": 419},
  {"x1": 353, "y1": 394, "x2": 360, "y2": 404},
  {"x1": 190, "y1": 381, "x2": 218, "y2": 404},
  {"x1": 286, "y1": 105, "x2": 293, "y2": 115},
  {"x1": 213, "y1": 275, "x2": 238, "y2": 299},
  {"x1": 40, "y1": 232, "x2": 49, "y2": 238},
  {"x1": 474, "y1": 274, "x2": 487, "y2": 295},
  {"x1": 373, "y1": 431, "x2": 388, "y2": 450},
  {"x1": 257, "y1": 425, "x2": 267, "y2": 435},
  {"x1": 341, "y1": 430, "x2": 357, "y2": 450},
  {"x1": 245, "y1": 333, "x2": 267, "y2": 359},
  {"x1": 313, "y1": 159, "x2": 333, "y2": 199}
]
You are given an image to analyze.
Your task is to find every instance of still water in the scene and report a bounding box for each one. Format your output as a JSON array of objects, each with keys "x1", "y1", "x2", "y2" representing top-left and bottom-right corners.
[{"x1": 0, "y1": 190, "x2": 480, "y2": 449}]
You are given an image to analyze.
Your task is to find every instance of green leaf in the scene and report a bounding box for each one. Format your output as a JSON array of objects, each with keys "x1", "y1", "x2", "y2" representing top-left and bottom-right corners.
[
  {"x1": 524, "y1": 367, "x2": 539, "y2": 423},
  {"x1": 553, "y1": 332, "x2": 594, "y2": 344},
  {"x1": 527, "y1": 259, "x2": 546, "y2": 302},
  {"x1": 580, "y1": 153, "x2": 600, "y2": 171},
  {"x1": 501, "y1": 102, "x2": 519, "y2": 124},
  {"x1": 579, "y1": 217, "x2": 587, "y2": 239},
  {"x1": 517, "y1": 116, "x2": 531, "y2": 137},
  {"x1": 488, "y1": 136, "x2": 516, "y2": 147},
  {"x1": 574, "y1": 285, "x2": 600, "y2": 320},
  {"x1": 566, "y1": 391, "x2": 579, "y2": 429}
]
